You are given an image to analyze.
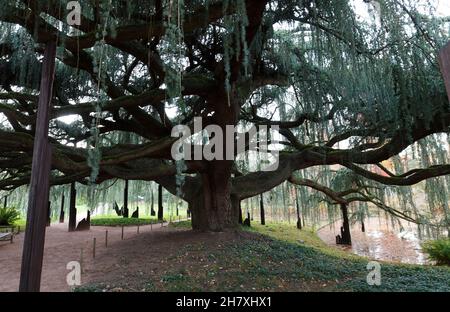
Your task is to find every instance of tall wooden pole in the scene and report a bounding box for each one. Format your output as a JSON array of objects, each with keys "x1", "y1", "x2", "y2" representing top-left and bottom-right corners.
[
  {"x1": 3, "y1": 196, "x2": 7, "y2": 208},
  {"x1": 19, "y1": 41, "x2": 57, "y2": 292}
]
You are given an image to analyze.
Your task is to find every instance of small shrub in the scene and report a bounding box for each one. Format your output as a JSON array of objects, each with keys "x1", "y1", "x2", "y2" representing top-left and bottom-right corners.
[
  {"x1": 422, "y1": 239, "x2": 450, "y2": 266},
  {"x1": 0, "y1": 207, "x2": 20, "y2": 226}
]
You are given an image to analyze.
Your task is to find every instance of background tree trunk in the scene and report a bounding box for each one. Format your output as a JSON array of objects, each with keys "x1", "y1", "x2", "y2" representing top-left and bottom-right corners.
[
  {"x1": 68, "y1": 182, "x2": 77, "y2": 232},
  {"x1": 295, "y1": 187, "x2": 302, "y2": 230},
  {"x1": 340, "y1": 203, "x2": 352, "y2": 245},
  {"x1": 158, "y1": 184, "x2": 164, "y2": 221},
  {"x1": 59, "y1": 194, "x2": 65, "y2": 223},
  {"x1": 123, "y1": 180, "x2": 129, "y2": 218},
  {"x1": 260, "y1": 193, "x2": 265, "y2": 225},
  {"x1": 46, "y1": 201, "x2": 51, "y2": 227},
  {"x1": 150, "y1": 187, "x2": 155, "y2": 216}
]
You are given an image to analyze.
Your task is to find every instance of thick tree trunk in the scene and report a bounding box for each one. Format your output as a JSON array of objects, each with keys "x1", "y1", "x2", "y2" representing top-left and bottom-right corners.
[
  {"x1": 190, "y1": 161, "x2": 238, "y2": 231},
  {"x1": 157, "y1": 184, "x2": 164, "y2": 221},
  {"x1": 68, "y1": 182, "x2": 77, "y2": 232},
  {"x1": 260, "y1": 193, "x2": 265, "y2": 225}
]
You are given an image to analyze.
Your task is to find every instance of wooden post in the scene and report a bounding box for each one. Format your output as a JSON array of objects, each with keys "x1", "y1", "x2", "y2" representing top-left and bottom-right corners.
[
  {"x1": 93, "y1": 238, "x2": 96, "y2": 259},
  {"x1": 105, "y1": 230, "x2": 108, "y2": 247},
  {"x1": 137, "y1": 224, "x2": 140, "y2": 234},
  {"x1": 19, "y1": 41, "x2": 57, "y2": 292},
  {"x1": 121, "y1": 226, "x2": 124, "y2": 240},
  {"x1": 3, "y1": 196, "x2": 7, "y2": 208},
  {"x1": 59, "y1": 194, "x2": 65, "y2": 223},
  {"x1": 68, "y1": 182, "x2": 77, "y2": 232}
]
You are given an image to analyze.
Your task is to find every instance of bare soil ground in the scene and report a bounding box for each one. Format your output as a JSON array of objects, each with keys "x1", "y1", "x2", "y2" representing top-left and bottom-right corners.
[
  {"x1": 0, "y1": 222, "x2": 169, "y2": 291},
  {"x1": 2, "y1": 222, "x2": 449, "y2": 292}
]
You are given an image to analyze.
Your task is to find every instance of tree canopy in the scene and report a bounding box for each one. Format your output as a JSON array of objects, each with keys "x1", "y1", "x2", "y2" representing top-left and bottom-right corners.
[{"x1": 0, "y1": 0, "x2": 450, "y2": 232}]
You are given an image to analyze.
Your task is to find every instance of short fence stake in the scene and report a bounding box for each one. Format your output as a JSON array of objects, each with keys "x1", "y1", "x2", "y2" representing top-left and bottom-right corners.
[
  {"x1": 105, "y1": 230, "x2": 108, "y2": 248},
  {"x1": 93, "y1": 238, "x2": 96, "y2": 259}
]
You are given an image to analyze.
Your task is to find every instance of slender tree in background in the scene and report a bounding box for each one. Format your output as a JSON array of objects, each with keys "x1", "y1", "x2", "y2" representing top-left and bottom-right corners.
[
  {"x1": 158, "y1": 184, "x2": 164, "y2": 221},
  {"x1": 150, "y1": 187, "x2": 156, "y2": 217},
  {"x1": 295, "y1": 188, "x2": 302, "y2": 230},
  {"x1": 59, "y1": 194, "x2": 65, "y2": 223},
  {"x1": 123, "y1": 180, "x2": 129, "y2": 218},
  {"x1": 19, "y1": 40, "x2": 56, "y2": 292},
  {"x1": 260, "y1": 194, "x2": 265, "y2": 226},
  {"x1": 68, "y1": 182, "x2": 77, "y2": 232}
]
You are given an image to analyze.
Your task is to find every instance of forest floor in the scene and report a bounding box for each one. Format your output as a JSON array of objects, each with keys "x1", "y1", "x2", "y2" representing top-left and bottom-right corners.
[{"x1": 1, "y1": 221, "x2": 449, "y2": 292}]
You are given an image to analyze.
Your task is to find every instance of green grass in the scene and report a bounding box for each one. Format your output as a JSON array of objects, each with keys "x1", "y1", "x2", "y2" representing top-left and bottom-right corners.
[
  {"x1": 168, "y1": 220, "x2": 192, "y2": 229},
  {"x1": 14, "y1": 218, "x2": 26, "y2": 229},
  {"x1": 90, "y1": 217, "x2": 164, "y2": 227}
]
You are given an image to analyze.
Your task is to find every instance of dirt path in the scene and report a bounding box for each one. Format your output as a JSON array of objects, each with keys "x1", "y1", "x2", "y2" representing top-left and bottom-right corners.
[{"x1": 0, "y1": 222, "x2": 168, "y2": 292}]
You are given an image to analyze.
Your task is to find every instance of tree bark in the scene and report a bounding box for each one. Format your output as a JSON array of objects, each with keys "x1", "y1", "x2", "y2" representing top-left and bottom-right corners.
[
  {"x1": 68, "y1": 182, "x2": 77, "y2": 232},
  {"x1": 46, "y1": 201, "x2": 51, "y2": 227},
  {"x1": 59, "y1": 194, "x2": 65, "y2": 223},
  {"x1": 295, "y1": 188, "x2": 302, "y2": 230},
  {"x1": 260, "y1": 193, "x2": 265, "y2": 225},
  {"x1": 150, "y1": 187, "x2": 155, "y2": 216},
  {"x1": 238, "y1": 203, "x2": 243, "y2": 225},
  {"x1": 190, "y1": 161, "x2": 238, "y2": 231},
  {"x1": 123, "y1": 179, "x2": 129, "y2": 218},
  {"x1": 339, "y1": 203, "x2": 352, "y2": 245},
  {"x1": 19, "y1": 41, "x2": 56, "y2": 292},
  {"x1": 157, "y1": 184, "x2": 164, "y2": 220}
]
